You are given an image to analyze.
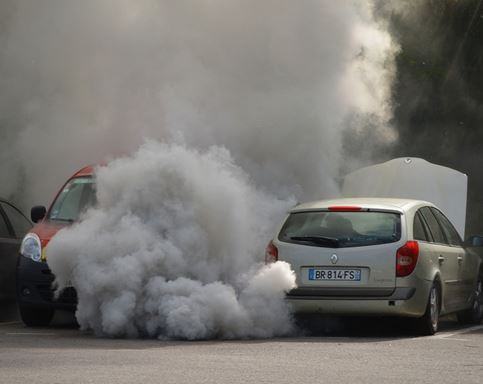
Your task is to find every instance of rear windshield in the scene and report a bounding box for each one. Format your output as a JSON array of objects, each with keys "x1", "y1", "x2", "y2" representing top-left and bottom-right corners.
[
  {"x1": 278, "y1": 211, "x2": 401, "y2": 248},
  {"x1": 49, "y1": 177, "x2": 96, "y2": 223}
]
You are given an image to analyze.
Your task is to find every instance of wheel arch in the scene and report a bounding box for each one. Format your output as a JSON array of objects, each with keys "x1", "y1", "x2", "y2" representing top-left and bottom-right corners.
[{"x1": 432, "y1": 273, "x2": 443, "y2": 312}]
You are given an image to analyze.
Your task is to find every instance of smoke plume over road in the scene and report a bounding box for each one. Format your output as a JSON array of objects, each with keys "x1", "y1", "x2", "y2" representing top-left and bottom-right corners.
[
  {"x1": 47, "y1": 142, "x2": 296, "y2": 339},
  {"x1": 0, "y1": 1, "x2": 398, "y2": 338},
  {"x1": 0, "y1": 0, "x2": 397, "y2": 205}
]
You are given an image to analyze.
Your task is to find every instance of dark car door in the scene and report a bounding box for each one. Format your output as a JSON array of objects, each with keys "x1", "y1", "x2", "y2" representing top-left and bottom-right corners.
[{"x1": 0, "y1": 202, "x2": 32, "y2": 303}]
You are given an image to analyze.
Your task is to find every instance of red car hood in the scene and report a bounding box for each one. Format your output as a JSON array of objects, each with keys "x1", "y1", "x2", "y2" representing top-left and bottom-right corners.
[{"x1": 31, "y1": 220, "x2": 69, "y2": 252}]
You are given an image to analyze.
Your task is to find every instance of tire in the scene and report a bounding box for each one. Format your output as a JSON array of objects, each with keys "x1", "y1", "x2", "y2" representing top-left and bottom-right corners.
[
  {"x1": 414, "y1": 282, "x2": 440, "y2": 336},
  {"x1": 457, "y1": 274, "x2": 483, "y2": 325},
  {"x1": 19, "y1": 306, "x2": 54, "y2": 327}
]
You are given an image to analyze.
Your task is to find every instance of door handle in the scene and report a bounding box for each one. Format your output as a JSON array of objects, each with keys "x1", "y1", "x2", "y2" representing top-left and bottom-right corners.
[
  {"x1": 457, "y1": 256, "x2": 463, "y2": 263},
  {"x1": 438, "y1": 256, "x2": 445, "y2": 263}
]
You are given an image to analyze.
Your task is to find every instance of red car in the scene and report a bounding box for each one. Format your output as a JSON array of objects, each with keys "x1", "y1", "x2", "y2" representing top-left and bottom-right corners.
[{"x1": 17, "y1": 166, "x2": 96, "y2": 326}]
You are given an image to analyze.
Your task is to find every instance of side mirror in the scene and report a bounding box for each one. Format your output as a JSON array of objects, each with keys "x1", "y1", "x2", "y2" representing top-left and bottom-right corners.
[
  {"x1": 31, "y1": 206, "x2": 46, "y2": 223},
  {"x1": 464, "y1": 235, "x2": 483, "y2": 247}
]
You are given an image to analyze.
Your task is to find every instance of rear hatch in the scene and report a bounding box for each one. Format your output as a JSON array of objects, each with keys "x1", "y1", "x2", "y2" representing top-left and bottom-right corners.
[{"x1": 275, "y1": 207, "x2": 406, "y2": 297}]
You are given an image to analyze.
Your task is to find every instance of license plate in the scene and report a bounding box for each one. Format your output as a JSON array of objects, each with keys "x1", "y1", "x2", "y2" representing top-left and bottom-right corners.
[{"x1": 308, "y1": 268, "x2": 361, "y2": 281}]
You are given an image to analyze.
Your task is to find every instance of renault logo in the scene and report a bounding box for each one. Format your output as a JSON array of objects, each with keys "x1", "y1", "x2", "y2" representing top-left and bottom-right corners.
[{"x1": 330, "y1": 254, "x2": 338, "y2": 264}]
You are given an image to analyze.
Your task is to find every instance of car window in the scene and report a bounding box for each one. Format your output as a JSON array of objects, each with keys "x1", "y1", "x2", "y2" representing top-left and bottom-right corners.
[
  {"x1": 0, "y1": 209, "x2": 11, "y2": 238},
  {"x1": 413, "y1": 211, "x2": 430, "y2": 242},
  {"x1": 1, "y1": 202, "x2": 32, "y2": 238},
  {"x1": 419, "y1": 207, "x2": 447, "y2": 245},
  {"x1": 430, "y1": 208, "x2": 462, "y2": 246},
  {"x1": 279, "y1": 211, "x2": 401, "y2": 248},
  {"x1": 49, "y1": 177, "x2": 96, "y2": 222}
]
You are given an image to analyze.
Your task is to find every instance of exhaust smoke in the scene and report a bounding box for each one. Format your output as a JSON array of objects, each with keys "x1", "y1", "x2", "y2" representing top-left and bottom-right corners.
[
  {"x1": 0, "y1": 1, "x2": 399, "y2": 338},
  {"x1": 47, "y1": 142, "x2": 296, "y2": 339},
  {"x1": 0, "y1": 0, "x2": 397, "y2": 206}
]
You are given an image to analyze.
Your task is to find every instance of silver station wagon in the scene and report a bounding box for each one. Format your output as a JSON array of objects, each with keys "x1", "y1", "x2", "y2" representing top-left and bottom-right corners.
[{"x1": 266, "y1": 198, "x2": 483, "y2": 335}]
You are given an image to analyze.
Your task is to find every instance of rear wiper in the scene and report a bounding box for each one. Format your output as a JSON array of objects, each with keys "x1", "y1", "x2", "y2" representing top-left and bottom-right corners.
[{"x1": 290, "y1": 236, "x2": 340, "y2": 248}]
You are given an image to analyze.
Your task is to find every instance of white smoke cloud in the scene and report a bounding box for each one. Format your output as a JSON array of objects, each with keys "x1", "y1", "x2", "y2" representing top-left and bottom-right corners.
[
  {"x1": 1, "y1": 1, "x2": 399, "y2": 338},
  {"x1": 0, "y1": 0, "x2": 397, "y2": 207},
  {"x1": 47, "y1": 142, "x2": 296, "y2": 339}
]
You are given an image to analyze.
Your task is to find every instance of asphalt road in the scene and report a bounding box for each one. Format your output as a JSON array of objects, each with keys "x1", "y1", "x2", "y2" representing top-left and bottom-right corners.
[{"x1": 0, "y1": 310, "x2": 482, "y2": 384}]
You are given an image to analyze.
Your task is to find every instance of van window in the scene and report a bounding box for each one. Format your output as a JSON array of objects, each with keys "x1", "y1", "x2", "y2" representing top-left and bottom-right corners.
[{"x1": 279, "y1": 211, "x2": 401, "y2": 248}]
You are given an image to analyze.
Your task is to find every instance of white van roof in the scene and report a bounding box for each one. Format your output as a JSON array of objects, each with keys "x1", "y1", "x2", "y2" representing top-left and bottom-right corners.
[{"x1": 342, "y1": 158, "x2": 467, "y2": 237}]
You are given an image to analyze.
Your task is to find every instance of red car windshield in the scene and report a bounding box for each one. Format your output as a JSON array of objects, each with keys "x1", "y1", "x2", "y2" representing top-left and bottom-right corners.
[{"x1": 49, "y1": 177, "x2": 96, "y2": 223}]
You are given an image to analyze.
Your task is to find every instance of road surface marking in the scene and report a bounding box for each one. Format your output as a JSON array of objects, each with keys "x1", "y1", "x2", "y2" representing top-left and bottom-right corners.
[
  {"x1": 433, "y1": 324, "x2": 483, "y2": 339},
  {"x1": 411, "y1": 324, "x2": 483, "y2": 341}
]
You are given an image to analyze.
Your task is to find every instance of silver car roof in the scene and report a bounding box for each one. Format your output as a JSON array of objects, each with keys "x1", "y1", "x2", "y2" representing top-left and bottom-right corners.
[{"x1": 290, "y1": 197, "x2": 436, "y2": 213}]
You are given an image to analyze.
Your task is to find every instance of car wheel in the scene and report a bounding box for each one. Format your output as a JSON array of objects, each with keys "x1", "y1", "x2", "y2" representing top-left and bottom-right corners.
[
  {"x1": 19, "y1": 306, "x2": 54, "y2": 327},
  {"x1": 457, "y1": 274, "x2": 483, "y2": 325},
  {"x1": 414, "y1": 282, "x2": 440, "y2": 336}
]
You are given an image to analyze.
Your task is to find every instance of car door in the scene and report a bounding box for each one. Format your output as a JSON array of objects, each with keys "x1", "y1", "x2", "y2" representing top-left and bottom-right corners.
[
  {"x1": 418, "y1": 207, "x2": 460, "y2": 312},
  {"x1": 430, "y1": 207, "x2": 476, "y2": 310},
  {"x1": 0, "y1": 206, "x2": 19, "y2": 303},
  {"x1": 0, "y1": 202, "x2": 32, "y2": 303}
]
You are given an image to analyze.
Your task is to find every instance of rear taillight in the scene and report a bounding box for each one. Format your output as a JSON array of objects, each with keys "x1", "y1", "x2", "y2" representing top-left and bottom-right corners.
[
  {"x1": 265, "y1": 240, "x2": 278, "y2": 264},
  {"x1": 328, "y1": 206, "x2": 362, "y2": 212},
  {"x1": 396, "y1": 241, "x2": 419, "y2": 277}
]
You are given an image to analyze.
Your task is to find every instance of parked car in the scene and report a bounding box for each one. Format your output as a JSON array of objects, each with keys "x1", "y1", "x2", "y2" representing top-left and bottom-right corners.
[
  {"x1": 0, "y1": 199, "x2": 32, "y2": 305},
  {"x1": 17, "y1": 166, "x2": 96, "y2": 326},
  {"x1": 266, "y1": 198, "x2": 483, "y2": 335}
]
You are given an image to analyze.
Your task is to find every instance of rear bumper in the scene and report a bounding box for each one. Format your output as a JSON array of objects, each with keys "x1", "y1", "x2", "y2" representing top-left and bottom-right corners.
[
  {"x1": 16, "y1": 256, "x2": 77, "y2": 311},
  {"x1": 286, "y1": 280, "x2": 432, "y2": 317}
]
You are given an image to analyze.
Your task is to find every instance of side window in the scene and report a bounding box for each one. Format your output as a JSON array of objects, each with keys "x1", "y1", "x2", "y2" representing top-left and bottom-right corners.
[
  {"x1": 0, "y1": 210, "x2": 11, "y2": 238},
  {"x1": 419, "y1": 207, "x2": 447, "y2": 245},
  {"x1": 430, "y1": 208, "x2": 462, "y2": 246},
  {"x1": 413, "y1": 211, "x2": 430, "y2": 241},
  {"x1": 1, "y1": 203, "x2": 32, "y2": 238}
]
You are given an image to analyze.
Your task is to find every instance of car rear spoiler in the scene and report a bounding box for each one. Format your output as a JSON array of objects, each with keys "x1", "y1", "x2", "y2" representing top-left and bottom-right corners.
[{"x1": 290, "y1": 207, "x2": 403, "y2": 214}]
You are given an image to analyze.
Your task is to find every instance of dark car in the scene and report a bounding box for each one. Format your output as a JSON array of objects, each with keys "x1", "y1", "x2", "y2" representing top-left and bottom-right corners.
[{"x1": 0, "y1": 199, "x2": 32, "y2": 306}]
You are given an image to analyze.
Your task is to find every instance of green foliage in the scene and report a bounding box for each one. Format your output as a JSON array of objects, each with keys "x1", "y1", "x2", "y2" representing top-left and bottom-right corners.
[{"x1": 384, "y1": 0, "x2": 483, "y2": 234}]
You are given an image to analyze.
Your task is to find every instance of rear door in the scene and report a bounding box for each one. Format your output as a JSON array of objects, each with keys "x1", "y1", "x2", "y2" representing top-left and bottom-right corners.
[
  {"x1": 430, "y1": 207, "x2": 475, "y2": 309},
  {"x1": 275, "y1": 209, "x2": 404, "y2": 296},
  {"x1": 0, "y1": 202, "x2": 32, "y2": 303},
  {"x1": 419, "y1": 207, "x2": 460, "y2": 312}
]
